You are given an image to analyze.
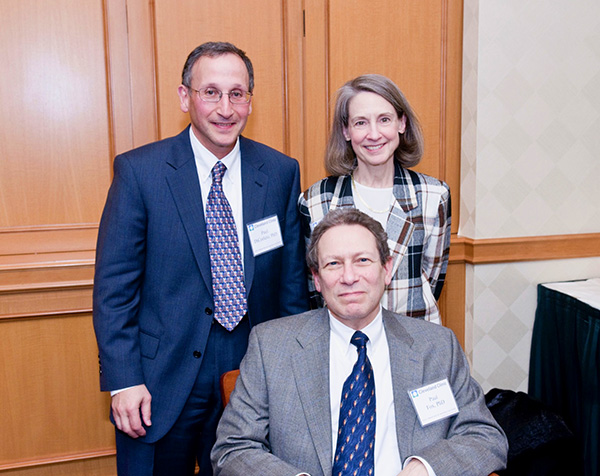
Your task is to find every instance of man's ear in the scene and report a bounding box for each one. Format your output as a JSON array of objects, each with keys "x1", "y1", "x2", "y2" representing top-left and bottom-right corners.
[
  {"x1": 177, "y1": 84, "x2": 190, "y2": 113},
  {"x1": 383, "y1": 256, "x2": 393, "y2": 286},
  {"x1": 312, "y1": 269, "x2": 322, "y2": 293}
]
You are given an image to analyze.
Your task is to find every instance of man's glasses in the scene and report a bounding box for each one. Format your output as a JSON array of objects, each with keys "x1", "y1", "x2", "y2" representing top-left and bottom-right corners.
[{"x1": 188, "y1": 86, "x2": 252, "y2": 104}]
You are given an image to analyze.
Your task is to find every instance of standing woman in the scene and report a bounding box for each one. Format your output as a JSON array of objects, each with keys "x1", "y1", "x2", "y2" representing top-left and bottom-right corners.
[{"x1": 298, "y1": 74, "x2": 451, "y2": 324}]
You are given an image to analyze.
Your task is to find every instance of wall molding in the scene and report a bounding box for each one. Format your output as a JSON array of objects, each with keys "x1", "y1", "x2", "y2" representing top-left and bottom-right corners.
[
  {"x1": 0, "y1": 449, "x2": 115, "y2": 471},
  {"x1": 0, "y1": 224, "x2": 98, "y2": 257},
  {"x1": 0, "y1": 308, "x2": 93, "y2": 322},
  {"x1": 450, "y1": 233, "x2": 600, "y2": 264}
]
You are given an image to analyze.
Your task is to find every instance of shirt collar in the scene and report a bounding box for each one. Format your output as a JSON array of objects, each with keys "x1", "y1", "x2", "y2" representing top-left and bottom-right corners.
[
  {"x1": 189, "y1": 127, "x2": 241, "y2": 184},
  {"x1": 328, "y1": 307, "x2": 384, "y2": 352}
]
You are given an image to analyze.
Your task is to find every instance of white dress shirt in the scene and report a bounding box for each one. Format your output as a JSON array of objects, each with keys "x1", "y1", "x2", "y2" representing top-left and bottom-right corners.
[
  {"x1": 328, "y1": 309, "x2": 436, "y2": 476},
  {"x1": 189, "y1": 127, "x2": 245, "y2": 261}
]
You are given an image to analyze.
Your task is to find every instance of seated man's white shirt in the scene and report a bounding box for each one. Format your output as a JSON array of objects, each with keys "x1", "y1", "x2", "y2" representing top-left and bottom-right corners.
[
  {"x1": 329, "y1": 309, "x2": 436, "y2": 476},
  {"x1": 329, "y1": 309, "x2": 401, "y2": 475}
]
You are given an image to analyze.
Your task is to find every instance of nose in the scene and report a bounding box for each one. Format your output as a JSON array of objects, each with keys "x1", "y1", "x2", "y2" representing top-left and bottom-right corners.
[
  {"x1": 340, "y1": 263, "x2": 359, "y2": 285},
  {"x1": 216, "y1": 95, "x2": 234, "y2": 116},
  {"x1": 366, "y1": 122, "x2": 382, "y2": 140}
]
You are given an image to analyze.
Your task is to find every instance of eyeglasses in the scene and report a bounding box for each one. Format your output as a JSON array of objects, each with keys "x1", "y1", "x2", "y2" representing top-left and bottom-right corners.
[{"x1": 188, "y1": 86, "x2": 252, "y2": 104}]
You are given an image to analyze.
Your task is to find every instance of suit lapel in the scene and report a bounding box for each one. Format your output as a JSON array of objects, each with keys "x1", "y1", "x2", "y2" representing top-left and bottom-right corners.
[
  {"x1": 292, "y1": 309, "x2": 333, "y2": 475},
  {"x1": 387, "y1": 164, "x2": 417, "y2": 276},
  {"x1": 165, "y1": 127, "x2": 213, "y2": 295},
  {"x1": 239, "y1": 137, "x2": 268, "y2": 294},
  {"x1": 382, "y1": 310, "x2": 423, "y2": 460}
]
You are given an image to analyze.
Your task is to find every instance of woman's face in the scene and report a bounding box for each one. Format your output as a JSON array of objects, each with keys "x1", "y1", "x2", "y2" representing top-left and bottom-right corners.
[{"x1": 343, "y1": 91, "x2": 406, "y2": 171}]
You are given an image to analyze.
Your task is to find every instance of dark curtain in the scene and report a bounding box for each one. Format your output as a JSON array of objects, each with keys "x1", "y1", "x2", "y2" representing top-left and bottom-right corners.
[{"x1": 528, "y1": 283, "x2": 600, "y2": 476}]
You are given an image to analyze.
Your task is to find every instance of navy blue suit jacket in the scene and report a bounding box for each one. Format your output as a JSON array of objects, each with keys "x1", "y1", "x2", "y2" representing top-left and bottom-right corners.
[{"x1": 93, "y1": 127, "x2": 309, "y2": 442}]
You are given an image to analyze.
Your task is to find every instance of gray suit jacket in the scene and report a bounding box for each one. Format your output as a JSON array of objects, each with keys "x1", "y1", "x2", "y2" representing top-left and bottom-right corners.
[{"x1": 212, "y1": 309, "x2": 508, "y2": 476}]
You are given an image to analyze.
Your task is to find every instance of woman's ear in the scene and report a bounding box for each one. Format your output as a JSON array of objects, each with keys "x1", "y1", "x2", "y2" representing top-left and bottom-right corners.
[
  {"x1": 343, "y1": 127, "x2": 350, "y2": 141},
  {"x1": 398, "y1": 114, "x2": 407, "y2": 134}
]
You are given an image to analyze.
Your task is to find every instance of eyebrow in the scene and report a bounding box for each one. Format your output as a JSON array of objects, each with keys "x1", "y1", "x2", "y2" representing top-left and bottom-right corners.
[
  {"x1": 320, "y1": 251, "x2": 376, "y2": 262},
  {"x1": 201, "y1": 82, "x2": 247, "y2": 90},
  {"x1": 349, "y1": 112, "x2": 395, "y2": 121}
]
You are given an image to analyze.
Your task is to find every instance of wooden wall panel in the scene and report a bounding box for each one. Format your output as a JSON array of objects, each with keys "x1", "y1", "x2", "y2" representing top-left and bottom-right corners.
[
  {"x1": 0, "y1": 313, "x2": 113, "y2": 468},
  {"x1": 104, "y1": 0, "x2": 159, "y2": 157},
  {"x1": 443, "y1": 0, "x2": 465, "y2": 236},
  {"x1": 0, "y1": 0, "x2": 111, "y2": 229},
  {"x1": 0, "y1": 1, "x2": 120, "y2": 474},
  {"x1": 0, "y1": 456, "x2": 115, "y2": 476},
  {"x1": 438, "y1": 261, "x2": 466, "y2": 349},
  {"x1": 302, "y1": 0, "x2": 330, "y2": 188}
]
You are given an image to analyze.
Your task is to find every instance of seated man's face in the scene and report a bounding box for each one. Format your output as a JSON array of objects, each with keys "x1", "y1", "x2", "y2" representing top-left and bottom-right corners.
[{"x1": 312, "y1": 224, "x2": 393, "y2": 330}]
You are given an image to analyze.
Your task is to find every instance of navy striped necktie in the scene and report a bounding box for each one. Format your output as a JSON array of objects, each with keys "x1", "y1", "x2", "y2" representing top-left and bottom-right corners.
[{"x1": 333, "y1": 330, "x2": 376, "y2": 476}]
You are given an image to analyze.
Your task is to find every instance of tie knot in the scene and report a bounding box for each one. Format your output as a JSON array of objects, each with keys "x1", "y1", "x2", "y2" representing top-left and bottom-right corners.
[
  {"x1": 351, "y1": 331, "x2": 369, "y2": 350},
  {"x1": 211, "y1": 161, "x2": 227, "y2": 184}
]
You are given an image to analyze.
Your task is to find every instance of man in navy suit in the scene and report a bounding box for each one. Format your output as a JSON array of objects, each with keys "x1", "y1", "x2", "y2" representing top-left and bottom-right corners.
[{"x1": 93, "y1": 42, "x2": 309, "y2": 476}]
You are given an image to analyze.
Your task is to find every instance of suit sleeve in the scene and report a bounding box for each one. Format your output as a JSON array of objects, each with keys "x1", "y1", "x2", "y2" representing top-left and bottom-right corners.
[
  {"x1": 92, "y1": 154, "x2": 147, "y2": 391},
  {"x1": 211, "y1": 328, "x2": 306, "y2": 476},
  {"x1": 416, "y1": 331, "x2": 508, "y2": 475},
  {"x1": 421, "y1": 181, "x2": 451, "y2": 301},
  {"x1": 278, "y1": 160, "x2": 310, "y2": 316}
]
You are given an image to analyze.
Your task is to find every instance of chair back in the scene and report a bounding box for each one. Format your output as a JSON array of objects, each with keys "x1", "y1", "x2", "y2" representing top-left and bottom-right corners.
[{"x1": 220, "y1": 369, "x2": 240, "y2": 407}]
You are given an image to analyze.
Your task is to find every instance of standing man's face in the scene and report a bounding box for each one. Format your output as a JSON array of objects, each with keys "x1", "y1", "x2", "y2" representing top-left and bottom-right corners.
[
  {"x1": 312, "y1": 224, "x2": 393, "y2": 330},
  {"x1": 178, "y1": 53, "x2": 252, "y2": 159}
]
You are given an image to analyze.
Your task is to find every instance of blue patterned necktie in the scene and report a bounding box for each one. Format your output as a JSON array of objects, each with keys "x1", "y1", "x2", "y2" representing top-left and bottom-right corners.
[
  {"x1": 205, "y1": 161, "x2": 247, "y2": 331},
  {"x1": 333, "y1": 331, "x2": 376, "y2": 476}
]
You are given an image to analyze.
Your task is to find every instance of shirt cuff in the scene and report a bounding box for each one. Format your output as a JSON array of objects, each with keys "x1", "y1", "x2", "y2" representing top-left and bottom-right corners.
[
  {"x1": 404, "y1": 456, "x2": 437, "y2": 476},
  {"x1": 110, "y1": 386, "x2": 135, "y2": 397}
]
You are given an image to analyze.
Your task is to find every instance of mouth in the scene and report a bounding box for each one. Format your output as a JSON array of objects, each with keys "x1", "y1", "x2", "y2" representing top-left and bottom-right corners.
[
  {"x1": 212, "y1": 121, "x2": 237, "y2": 129},
  {"x1": 338, "y1": 290, "x2": 365, "y2": 300},
  {"x1": 364, "y1": 144, "x2": 384, "y2": 151}
]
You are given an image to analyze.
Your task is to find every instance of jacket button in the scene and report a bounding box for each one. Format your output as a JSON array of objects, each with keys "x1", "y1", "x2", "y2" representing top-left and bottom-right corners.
[
  {"x1": 205, "y1": 307, "x2": 213, "y2": 315},
  {"x1": 193, "y1": 351, "x2": 201, "y2": 358}
]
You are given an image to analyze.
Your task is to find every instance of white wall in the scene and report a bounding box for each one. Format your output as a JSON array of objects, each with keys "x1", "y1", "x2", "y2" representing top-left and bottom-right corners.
[{"x1": 461, "y1": 0, "x2": 600, "y2": 392}]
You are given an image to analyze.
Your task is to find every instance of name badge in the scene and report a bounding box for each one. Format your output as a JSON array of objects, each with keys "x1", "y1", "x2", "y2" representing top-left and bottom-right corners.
[
  {"x1": 247, "y1": 215, "x2": 284, "y2": 257},
  {"x1": 408, "y1": 378, "x2": 459, "y2": 426}
]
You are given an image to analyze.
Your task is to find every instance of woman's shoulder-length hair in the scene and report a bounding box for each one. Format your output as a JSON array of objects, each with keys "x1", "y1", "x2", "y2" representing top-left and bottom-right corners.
[{"x1": 325, "y1": 74, "x2": 424, "y2": 177}]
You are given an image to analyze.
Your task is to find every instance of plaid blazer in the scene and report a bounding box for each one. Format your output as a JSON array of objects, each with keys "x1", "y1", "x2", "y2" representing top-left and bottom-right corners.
[{"x1": 298, "y1": 163, "x2": 451, "y2": 323}]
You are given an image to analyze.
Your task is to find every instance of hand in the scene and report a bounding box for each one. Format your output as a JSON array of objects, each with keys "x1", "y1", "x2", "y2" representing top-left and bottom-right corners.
[
  {"x1": 397, "y1": 459, "x2": 429, "y2": 476},
  {"x1": 111, "y1": 384, "x2": 152, "y2": 438}
]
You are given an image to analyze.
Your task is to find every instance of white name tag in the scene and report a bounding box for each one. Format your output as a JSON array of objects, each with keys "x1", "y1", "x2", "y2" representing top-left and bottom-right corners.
[
  {"x1": 408, "y1": 378, "x2": 459, "y2": 426},
  {"x1": 247, "y1": 215, "x2": 284, "y2": 257}
]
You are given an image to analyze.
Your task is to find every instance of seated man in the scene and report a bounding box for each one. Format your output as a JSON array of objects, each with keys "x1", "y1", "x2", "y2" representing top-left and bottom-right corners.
[{"x1": 211, "y1": 208, "x2": 508, "y2": 476}]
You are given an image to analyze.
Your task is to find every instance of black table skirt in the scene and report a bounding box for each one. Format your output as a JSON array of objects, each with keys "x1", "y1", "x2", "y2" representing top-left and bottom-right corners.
[{"x1": 529, "y1": 283, "x2": 600, "y2": 476}]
